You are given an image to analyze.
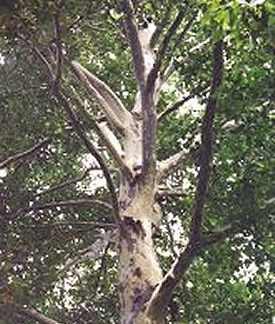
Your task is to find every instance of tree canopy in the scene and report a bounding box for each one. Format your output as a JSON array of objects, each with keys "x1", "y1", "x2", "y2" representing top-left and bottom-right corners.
[{"x1": 0, "y1": 0, "x2": 274, "y2": 323}]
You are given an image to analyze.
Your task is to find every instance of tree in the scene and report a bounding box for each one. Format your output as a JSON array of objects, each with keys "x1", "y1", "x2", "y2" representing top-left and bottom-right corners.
[{"x1": 0, "y1": 0, "x2": 274, "y2": 323}]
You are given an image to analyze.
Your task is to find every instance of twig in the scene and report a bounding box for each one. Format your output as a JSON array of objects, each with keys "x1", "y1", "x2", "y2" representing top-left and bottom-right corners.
[
  {"x1": 24, "y1": 221, "x2": 116, "y2": 229},
  {"x1": 0, "y1": 138, "x2": 50, "y2": 169}
]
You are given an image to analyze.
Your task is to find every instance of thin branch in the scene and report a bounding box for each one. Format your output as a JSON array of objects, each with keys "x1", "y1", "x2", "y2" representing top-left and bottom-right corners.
[
  {"x1": 146, "y1": 6, "x2": 187, "y2": 94},
  {"x1": 8, "y1": 198, "x2": 113, "y2": 220},
  {"x1": 150, "y1": 4, "x2": 173, "y2": 48},
  {"x1": 14, "y1": 304, "x2": 62, "y2": 324},
  {"x1": 146, "y1": 41, "x2": 224, "y2": 320},
  {"x1": 27, "y1": 221, "x2": 116, "y2": 229},
  {"x1": 163, "y1": 212, "x2": 178, "y2": 258},
  {"x1": 0, "y1": 138, "x2": 50, "y2": 169},
  {"x1": 52, "y1": 7, "x2": 63, "y2": 91},
  {"x1": 157, "y1": 85, "x2": 209, "y2": 122},
  {"x1": 17, "y1": 34, "x2": 54, "y2": 78},
  {"x1": 57, "y1": 231, "x2": 116, "y2": 276},
  {"x1": 36, "y1": 167, "x2": 94, "y2": 197},
  {"x1": 156, "y1": 188, "x2": 187, "y2": 200},
  {"x1": 55, "y1": 89, "x2": 120, "y2": 220}
]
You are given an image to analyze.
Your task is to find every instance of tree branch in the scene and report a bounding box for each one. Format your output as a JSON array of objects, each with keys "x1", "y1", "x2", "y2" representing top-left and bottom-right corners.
[
  {"x1": 8, "y1": 198, "x2": 113, "y2": 220},
  {"x1": 157, "y1": 85, "x2": 208, "y2": 122},
  {"x1": 157, "y1": 148, "x2": 190, "y2": 182},
  {"x1": 189, "y1": 40, "x2": 224, "y2": 242},
  {"x1": 121, "y1": 0, "x2": 146, "y2": 91},
  {"x1": 71, "y1": 95, "x2": 132, "y2": 177},
  {"x1": 146, "y1": 6, "x2": 187, "y2": 94},
  {"x1": 55, "y1": 90, "x2": 120, "y2": 220},
  {"x1": 70, "y1": 61, "x2": 131, "y2": 132},
  {"x1": 14, "y1": 304, "x2": 62, "y2": 324},
  {"x1": 0, "y1": 138, "x2": 50, "y2": 170},
  {"x1": 35, "y1": 166, "x2": 95, "y2": 197},
  {"x1": 52, "y1": 7, "x2": 63, "y2": 91},
  {"x1": 146, "y1": 41, "x2": 224, "y2": 319}
]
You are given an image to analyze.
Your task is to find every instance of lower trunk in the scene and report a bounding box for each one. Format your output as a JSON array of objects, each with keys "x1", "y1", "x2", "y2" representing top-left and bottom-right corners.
[
  {"x1": 118, "y1": 177, "x2": 164, "y2": 323},
  {"x1": 119, "y1": 216, "x2": 163, "y2": 324}
]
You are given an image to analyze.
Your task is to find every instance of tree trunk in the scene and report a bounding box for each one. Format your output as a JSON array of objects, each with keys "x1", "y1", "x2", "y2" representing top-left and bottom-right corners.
[{"x1": 118, "y1": 174, "x2": 164, "y2": 324}]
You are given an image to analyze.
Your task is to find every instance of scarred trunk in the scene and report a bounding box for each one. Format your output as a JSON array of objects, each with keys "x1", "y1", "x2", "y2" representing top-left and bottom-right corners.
[{"x1": 118, "y1": 177, "x2": 164, "y2": 324}]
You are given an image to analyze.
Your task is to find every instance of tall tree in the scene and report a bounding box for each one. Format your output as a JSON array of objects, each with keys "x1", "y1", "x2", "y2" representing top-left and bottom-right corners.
[{"x1": 0, "y1": 0, "x2": 274, "y2": 323}]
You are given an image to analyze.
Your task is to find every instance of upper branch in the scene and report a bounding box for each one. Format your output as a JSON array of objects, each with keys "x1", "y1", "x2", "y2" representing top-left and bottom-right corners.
[
  {"x1": 70, "y1": 61, "x2": 131, "y2": 132},
  {"x1": 0, "y1": 138, "x2": 50, "y2": 170},
  {"x1": 52, "y1": 7, "x2": 63, "y2": 90},
  {"x1": 146, "y1": 6, "x2": 187, "y2": 94},
  {"x1": 121, "y1": 0, "x2": 146, "y2": 91},
  {"x1": 157, "y1": 148, "x2": 190, "y2": 183}
]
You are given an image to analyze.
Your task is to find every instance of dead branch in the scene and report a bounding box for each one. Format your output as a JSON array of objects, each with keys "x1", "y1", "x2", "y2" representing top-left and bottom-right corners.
[
  {"x1": 157, "y1": 148, "x2": 190, "y2": 182},
  {"x1": 70, "y1": 61, "x2": 131, "y2": 132},
  {"x1": 36, "y1": 167, "x2": 94, "y2": 197},
  {"x1": 146, "y1": 6, "x2": 187, "y2": 94}
]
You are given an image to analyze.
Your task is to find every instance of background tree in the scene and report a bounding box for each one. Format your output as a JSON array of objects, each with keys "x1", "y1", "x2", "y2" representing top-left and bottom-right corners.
[{"x1": 0, "y1": 0, "x2": 274, "y2": 323}]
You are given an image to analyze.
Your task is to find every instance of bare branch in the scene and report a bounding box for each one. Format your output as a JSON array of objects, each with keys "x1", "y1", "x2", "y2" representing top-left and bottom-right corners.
[
  {"x1": 157, "y1": 148, "x2": 190, "y2": 183},
  {"x1": 71, "y1": 95, "x2": 132, "y2": 176},
  {"x1": 156, "y1": 188, "x2": 187, "y2": 200},
  {"x1": 150, "y1": 4, "x2": 173, "y2": 48},
  {"x1": 0, "y1": 138, "x2": 50, "y2": 170},
  {"x1": 17, "y1": 34, "x2": 54, "y2": 78},
  {"x1": 57, "y1": 230, "x2": 116, "y2": 276},
  {"x1": 14, "y1": 304, "x2": 62, "y2": 324},
  {"x1": 28, "y1": 221, "x2": 116, "y2": 229},
  {"x1": 70, "y1": 61, "x2": 131, "y2": 132}
]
